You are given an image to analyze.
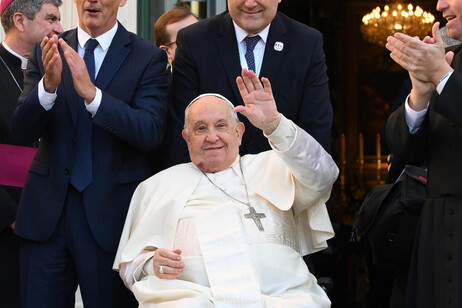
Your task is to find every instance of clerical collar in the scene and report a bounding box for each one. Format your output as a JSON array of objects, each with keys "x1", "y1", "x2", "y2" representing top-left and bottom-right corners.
[
  {"x1": 229, "y1": 155, "x2": 241, "y2": 175},
  {"x1": 77, "y1": 22, "x2": 118, "y2": 52},
  {"x1": 2, "y1": 41, "x2": 28, "y2": 70},
  {"x1": 232, "y1": 21, "x2": 270, "y2": 45}
]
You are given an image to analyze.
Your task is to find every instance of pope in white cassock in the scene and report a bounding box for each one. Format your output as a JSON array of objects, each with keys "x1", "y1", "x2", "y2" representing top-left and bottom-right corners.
[{"x1": 114, "y1": 68, "x2": 339, "y2": 308}]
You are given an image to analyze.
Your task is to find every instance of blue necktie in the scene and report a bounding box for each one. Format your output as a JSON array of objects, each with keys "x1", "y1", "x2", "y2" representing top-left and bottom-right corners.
[
  {"x1": 244, "y1": 35, "x2": 260, "y2": 73},
  {"x1": 71, "y1": 38, "x2": 98, "y2": 192}
]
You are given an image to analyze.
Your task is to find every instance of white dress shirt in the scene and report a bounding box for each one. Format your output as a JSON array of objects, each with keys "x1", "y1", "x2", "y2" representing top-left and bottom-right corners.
[{"x1": 233, "y1": 22, "x2": 270, "y2": 77}]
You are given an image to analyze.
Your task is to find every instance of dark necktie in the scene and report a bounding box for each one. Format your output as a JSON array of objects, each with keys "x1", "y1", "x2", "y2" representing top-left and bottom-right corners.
[
  {"x1": 71, "y1": 38, "x2": 99, "y2": 192},
  {"x1": 244, "y1": 35, "x2": 260, "y2": 73}
]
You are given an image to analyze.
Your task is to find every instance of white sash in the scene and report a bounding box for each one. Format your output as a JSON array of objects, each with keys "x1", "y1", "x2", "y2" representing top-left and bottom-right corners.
[{"x1": 195, "y1": 204, "x2": 262, "y2": 308}]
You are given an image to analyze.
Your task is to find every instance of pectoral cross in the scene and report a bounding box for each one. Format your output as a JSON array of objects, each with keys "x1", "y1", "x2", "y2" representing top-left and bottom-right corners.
[{"x1": 244, "y1": 206, "x2": 266, "y2": 231}]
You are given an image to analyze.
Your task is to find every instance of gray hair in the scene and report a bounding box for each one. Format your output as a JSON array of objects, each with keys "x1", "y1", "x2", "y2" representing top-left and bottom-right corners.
[
  {"x1": 1, "y1": 0, "x2": 62, "y2": 33},
  {"x1": 183, "y1": 93, "x2": 240, "y2": 131}
]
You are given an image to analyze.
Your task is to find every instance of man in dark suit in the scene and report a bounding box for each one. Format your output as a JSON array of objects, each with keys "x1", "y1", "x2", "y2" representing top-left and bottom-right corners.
[
  {"x1": 11, "y1": 0, "x2": 168, "y2": 307},
  {"x1": 163, "y1": 0, "x2": 332, "y2": 167},
  {"x1": 386, "y1": 12, "x2": 462, "y2": 306},
  {"x1": 0, "y1": 1, "x2": 62, "y2": 307}
]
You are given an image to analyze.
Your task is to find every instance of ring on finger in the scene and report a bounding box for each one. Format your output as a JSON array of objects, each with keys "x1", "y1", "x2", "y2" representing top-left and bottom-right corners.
[{"x1": 159, "y1": 265, "x2": 164, "y2": 274}]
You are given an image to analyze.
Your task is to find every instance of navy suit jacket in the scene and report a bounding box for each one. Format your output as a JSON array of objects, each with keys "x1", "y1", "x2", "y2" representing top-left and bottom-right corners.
[
  {"x1": 12, "y1": 23, "x2": 168, "y2": 252},
  {"x1": 164, "y1": 11, "x2": 332, "y2": 167}
]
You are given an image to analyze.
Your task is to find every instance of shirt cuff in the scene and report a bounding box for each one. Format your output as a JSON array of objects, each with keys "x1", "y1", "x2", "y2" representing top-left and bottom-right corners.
[
  {"x1": 264, "y1": 114, "x2": 296, "y2": 151},
  {"x1": 141, "y1": 257, "x2": 155, "y2": 277},
  {"x1": 38, "y1": 78, "x2": 57, "y2": 110},
  {"x1": 404, "y1": 94, "x2": 428, "y2": 134},
  {"x1": 119, "y1": 250, "x2": 156, "y2": 289},
  {"x1": 85, "y1": 88, "x2": 102, "y2": 116},
  {"x1": 436, "y1": 71, "x2": 453, "y2": 94}
]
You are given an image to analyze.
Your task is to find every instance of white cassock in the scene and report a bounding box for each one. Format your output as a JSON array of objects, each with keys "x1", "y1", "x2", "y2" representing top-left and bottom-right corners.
[{"x1": 114, "y1": 116, "x2": 339, "y2": 308}]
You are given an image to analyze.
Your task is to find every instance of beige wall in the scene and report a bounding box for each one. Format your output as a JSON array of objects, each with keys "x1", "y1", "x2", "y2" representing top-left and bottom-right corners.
[{"x1": 0, "y1": 0, "x2": 137, "y2": 41}]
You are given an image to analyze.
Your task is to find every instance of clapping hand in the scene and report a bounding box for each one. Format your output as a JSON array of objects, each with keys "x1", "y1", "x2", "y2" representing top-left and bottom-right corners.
[
  {"x1": 386, "y1": 22, "x2": 454, "y2": 110},
  {"x1": 41, "y1": 35, "x2": 62, "y2": 93},
  {"x1": 59, "y1": 38, "x2": 97, "y2": 103}
]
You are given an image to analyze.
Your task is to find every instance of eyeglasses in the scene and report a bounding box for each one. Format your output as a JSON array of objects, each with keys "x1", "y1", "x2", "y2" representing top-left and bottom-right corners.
[{"x1": 164, "y1": 41, "x2": 176, "y2": 47}]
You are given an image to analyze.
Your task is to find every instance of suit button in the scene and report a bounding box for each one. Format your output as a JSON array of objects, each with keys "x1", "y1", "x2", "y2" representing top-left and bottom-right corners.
[
  {"x1": 71, "y1": 138, "x2": 76, "y2": 144},
  {"x1": 65, "y1": 168, "x2": 70, "y2": 175}
]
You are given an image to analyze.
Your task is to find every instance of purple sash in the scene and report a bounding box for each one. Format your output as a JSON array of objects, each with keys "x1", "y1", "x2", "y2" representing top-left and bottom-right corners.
[{"x1": 0, "y1": 144, "x2": 37, "y2": 187}]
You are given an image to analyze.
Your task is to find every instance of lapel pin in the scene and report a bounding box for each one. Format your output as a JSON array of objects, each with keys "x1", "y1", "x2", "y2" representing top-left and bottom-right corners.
[{"x1": 274, "y1": 41, "x2": 284, "y2": 51}]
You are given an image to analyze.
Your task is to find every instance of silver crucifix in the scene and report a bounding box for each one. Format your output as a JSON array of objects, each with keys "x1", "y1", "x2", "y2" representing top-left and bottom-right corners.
[{"x1": 244, "y1": 206, "x2": 266, "y2": 231}]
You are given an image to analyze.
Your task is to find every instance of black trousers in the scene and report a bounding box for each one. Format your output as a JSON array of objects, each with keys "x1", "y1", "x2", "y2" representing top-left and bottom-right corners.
[
  {"x1": 20, "y1": 186, "x2": 137, "y2": 308},
  {"x1": 0, "y1": 227, "x2": 21, "y2": 308}
]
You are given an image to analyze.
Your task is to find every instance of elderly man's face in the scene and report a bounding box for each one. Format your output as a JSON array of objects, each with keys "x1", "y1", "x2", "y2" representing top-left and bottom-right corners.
[
  {"x1": 182, "y1": 97, "x2": 245, "y2": 173},
  {"x1": 23, "y1": 3, "x2": 62, "y2": 44},
  {"x1": 438, "y1": 0, "x2": 462, "y2": 41},
  {"x1": 74, "y1": 0, "x2": 126, "y2": 37},
  {"x1": 227, "y1": 0, "x2": 281, "y2": 34}
]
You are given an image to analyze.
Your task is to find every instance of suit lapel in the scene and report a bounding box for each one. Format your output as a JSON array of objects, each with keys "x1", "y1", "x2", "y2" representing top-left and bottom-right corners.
[
  {"x1": 449, "y1": 44, "x2": 462, "y2": 71},
  {"x1": 216, "y1": 13, "x2": 243, "y2": 104},
  {"x1": 260, "y1": 13, "x2": 289, "y2": 82},
  {"x1": 95, "y1": 23, "x2": 130, "y2": 90},
  {"x1": 61, "y1": 30, "x2": 80, "y2": 127}
]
